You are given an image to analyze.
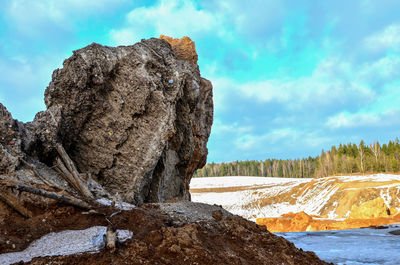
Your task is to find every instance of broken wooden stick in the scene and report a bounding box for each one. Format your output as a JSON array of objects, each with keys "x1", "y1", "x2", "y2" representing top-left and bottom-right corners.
[
  {"x1": 0, "y1": 189, "x2": 32, "y2": 218},
  {"x1": 55, "y1": 144, "x2": 93, "y2": 199},
  {"x1": 10, "y1": 184, "x2": 92, "y2": 210},
  {"x1": 106, "y1": 223, "x2": 117, "y2": 253},
  {"x1": 55, "y1": 157, "x2": 81, "y2": 192}
]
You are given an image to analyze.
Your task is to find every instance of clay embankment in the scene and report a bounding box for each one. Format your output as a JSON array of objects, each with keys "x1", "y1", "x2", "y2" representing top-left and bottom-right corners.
[
  {"x1": 191, "y1": 175, "x2": 400, "y2": 232},
  {"x1": 257, "y1": 197, "x2": 400, "y2": 233}
]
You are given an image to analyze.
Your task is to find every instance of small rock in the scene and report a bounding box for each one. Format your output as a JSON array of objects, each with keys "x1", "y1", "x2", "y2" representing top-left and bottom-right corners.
[{"x1": 389, "y1": 229, "x2": 400, "y2": 235}]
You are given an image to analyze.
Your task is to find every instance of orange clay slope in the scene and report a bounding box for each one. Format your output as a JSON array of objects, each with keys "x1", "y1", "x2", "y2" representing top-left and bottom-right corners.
[{"x1": 256, "y1": 174, "x2": 400, "y2": 232}]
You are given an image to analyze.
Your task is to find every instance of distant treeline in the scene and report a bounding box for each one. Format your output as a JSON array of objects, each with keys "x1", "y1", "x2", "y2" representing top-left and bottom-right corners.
[{"x1": 195, "y1": 139, "x2": 400, "y2": 178}]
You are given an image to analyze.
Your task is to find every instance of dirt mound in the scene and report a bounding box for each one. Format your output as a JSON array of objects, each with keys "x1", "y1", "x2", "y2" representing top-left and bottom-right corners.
[{"x1": 0, "y1": 198, "x2": 328, "y2": 265}]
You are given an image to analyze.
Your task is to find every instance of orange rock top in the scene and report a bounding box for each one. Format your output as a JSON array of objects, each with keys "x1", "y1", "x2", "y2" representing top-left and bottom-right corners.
[{"x1": 160, "y1": 35, "x2": 198, "y2": 66}]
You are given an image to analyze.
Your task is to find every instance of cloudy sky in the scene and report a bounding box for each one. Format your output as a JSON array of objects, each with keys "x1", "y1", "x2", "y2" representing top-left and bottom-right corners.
[{"x1": 1, "y1": 0, "x2": 400, "y2": 163}]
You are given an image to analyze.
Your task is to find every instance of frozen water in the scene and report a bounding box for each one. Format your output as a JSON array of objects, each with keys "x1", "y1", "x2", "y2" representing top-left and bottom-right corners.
[{"x1": 278, "y1": 225, "x2": 400, "y2": 265}]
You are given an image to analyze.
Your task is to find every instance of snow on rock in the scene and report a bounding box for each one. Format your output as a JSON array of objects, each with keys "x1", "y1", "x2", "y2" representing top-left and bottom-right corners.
[{"x1": 0, "y1": 226, "x2": 133, "y2": 265}]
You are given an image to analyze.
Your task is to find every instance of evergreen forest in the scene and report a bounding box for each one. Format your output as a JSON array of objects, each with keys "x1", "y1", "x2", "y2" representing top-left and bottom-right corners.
[{"x1": 195, "y1": 139, "x2": 400, "y2": 178}]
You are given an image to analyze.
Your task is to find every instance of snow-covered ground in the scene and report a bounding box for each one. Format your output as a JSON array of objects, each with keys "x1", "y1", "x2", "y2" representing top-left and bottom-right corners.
[
  {"x1": 190, "y1": 176, "x2": 309, "y2": 189},
  {"x1": 279, "y1": 225, "x2": 400, "y2": 265},
  {"x1": 191, "y1": 177, "x2": 309, "y2": 220},
  {"x1": 191, "y1": 176, "x2": 326, "y2": 220},
  {"x1": 190, "y1": 174, "x2": 400, "y2": 221},
  {"x1": 0, "y1": 226, "x2": 132, "y2": 265}
]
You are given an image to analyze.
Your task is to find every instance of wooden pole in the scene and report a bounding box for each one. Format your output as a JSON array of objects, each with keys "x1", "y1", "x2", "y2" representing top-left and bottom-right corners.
[
  {"x1": 55, "y1": 157, "x2": 81, "y2": 192},
  {"x1": 11, "y1": 184, "x2": 92, "y2": 210},
  {"x1": 55, "y1": 144, "x2": 93, "y2": 199}
]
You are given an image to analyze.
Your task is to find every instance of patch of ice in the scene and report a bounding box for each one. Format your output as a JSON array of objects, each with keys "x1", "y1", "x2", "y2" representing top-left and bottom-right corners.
[
  {"x1": 96, "y1": 198, "x2": 136, "y2": 210},
  {"x1": 0, "y1": 226, "x2": 133, "y2": 265},
  {"x1": 279, "y1": 225, "x2": 400, "y2": 264}
]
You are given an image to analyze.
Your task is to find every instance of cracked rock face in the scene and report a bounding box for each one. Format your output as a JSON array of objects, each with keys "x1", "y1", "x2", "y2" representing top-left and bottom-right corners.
[{"x1": 26, "y1": 37, "x2": 213, "y2": 204}]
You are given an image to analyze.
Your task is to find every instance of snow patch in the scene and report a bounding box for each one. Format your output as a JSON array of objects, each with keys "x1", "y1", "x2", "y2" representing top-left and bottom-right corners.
[
  {"x1": 96, "y1": 198, "x2": 136, "y2": 210},
  {"x1": 190, "y1": 176, "x2": 309, "y2": 189},
  {"x1": 0, "y1": 226, "x2": 133, "y2": 265}
]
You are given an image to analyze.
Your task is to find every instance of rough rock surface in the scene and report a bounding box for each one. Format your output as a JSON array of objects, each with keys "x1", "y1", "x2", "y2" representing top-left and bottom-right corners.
[
  {"x1": 0, "y1": 37, "x2": 213, "y2": 204},
  {"x1": 0, "y1": 103, "x2": 24, "y2": 173}
]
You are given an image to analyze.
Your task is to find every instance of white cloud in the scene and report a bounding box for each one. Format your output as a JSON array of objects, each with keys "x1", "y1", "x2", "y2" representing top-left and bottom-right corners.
[
  {"x1": 326, "y1": 112, "x2": 379, "y2": 129},
  {"x1": 110, "y1": 0, "x2": 221, "y2": 45},
  {"x1": 216, "y1": 57, "x2": 375, "y2": 110},
  {"x1": 109, "y1": 29, "x2": 137, "y2": 46},
  {"x1": 202, "y1": 0, "x2": 285, "y2": 42},
  {"x1": 364, "y1": 24, "x2": 400, "y2": 52},
  {"x1": 235, "y1": 129, "x2": 295, "y2": 151},
  {"x1": 358, "y1": 55, "x2": 400, "y2": 82},
  {"x1": 326, "y1": 109, "x2": 400, "y2": 129},
  {"x1": 234, "y1": 128, "x2": 331, "y2": 153},
  {"x1": 212, "y1": 119, "x2": 253, "y2": 136},
  {"x1": 6, "y1": 0, "x2": 127, "y2": 35}
]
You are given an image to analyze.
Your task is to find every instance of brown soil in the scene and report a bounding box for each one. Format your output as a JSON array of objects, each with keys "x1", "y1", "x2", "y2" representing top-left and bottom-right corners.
[
  {"x1": 257, "y1": 211, "x2": 400, "y2": 233},
  {"x1": 0, "y1": 199, "x2": 330, "y2": 265}
]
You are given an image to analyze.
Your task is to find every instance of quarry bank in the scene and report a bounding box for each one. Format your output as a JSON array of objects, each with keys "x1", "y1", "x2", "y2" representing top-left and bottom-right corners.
[
  {"x1": 190, "y1": 175, "x2": 400, "y2": 232},
  {"x1": 0, "y1": 36, "x2": 330, "y2": 264}
]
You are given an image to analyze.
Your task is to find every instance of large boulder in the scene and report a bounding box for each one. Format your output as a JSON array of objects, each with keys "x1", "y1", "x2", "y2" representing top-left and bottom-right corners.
[
  {"x1": 20, "y1": 37, "x2": 213, "y2": 204},
  {"x1": 0, "y1": 103, "x2": 32, "y2": 174}
]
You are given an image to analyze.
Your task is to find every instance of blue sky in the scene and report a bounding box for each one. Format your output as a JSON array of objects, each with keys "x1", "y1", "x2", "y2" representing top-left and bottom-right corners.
[{"x1": 1, "y1": 0, "x2": 400, "y2": 163}]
